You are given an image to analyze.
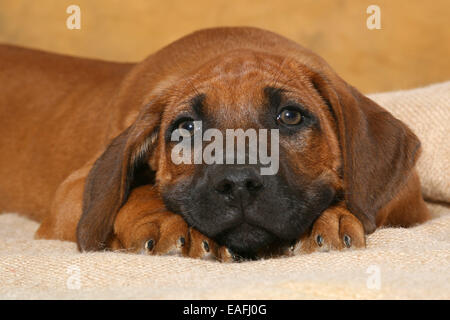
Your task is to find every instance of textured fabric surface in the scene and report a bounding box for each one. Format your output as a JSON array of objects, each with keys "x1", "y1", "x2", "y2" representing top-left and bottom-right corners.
[{"x1": 0, "y1": 82, "x2": 449, "y2": 299}]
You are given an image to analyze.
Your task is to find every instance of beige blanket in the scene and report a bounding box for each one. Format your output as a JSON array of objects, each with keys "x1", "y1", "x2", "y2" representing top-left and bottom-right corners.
[{"x1": 1, "y1": 82, "x2": 449, "y2": 299}]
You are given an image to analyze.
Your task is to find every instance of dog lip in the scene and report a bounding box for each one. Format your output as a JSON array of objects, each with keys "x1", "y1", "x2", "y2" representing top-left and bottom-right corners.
[
  {"x1": 216, "y1": 220, "x2": 275, "y2": 242},
  {"x1": 216, "y1": 222, "x2": 278, "y2": 256},
  {"x1": 205, "y1": 214, "x2": 245, "y2": 238}
]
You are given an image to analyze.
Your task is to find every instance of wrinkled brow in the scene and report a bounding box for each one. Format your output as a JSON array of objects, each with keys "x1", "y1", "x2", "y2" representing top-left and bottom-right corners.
[
  {"x1": 189, "y1": 93, "x2": 206, "y2": 117},
  {"x1": 264, "y1": 86, "x2": 286, "y2": 109}
]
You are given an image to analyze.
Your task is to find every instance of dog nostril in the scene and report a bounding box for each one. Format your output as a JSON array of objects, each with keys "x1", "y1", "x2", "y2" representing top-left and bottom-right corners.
[
  {"x1": 245, "y1": 179, "x2": 263, "y2": 192},
  {"x1": 215, "y1": 180, "x2": 233, "y2": 195}
]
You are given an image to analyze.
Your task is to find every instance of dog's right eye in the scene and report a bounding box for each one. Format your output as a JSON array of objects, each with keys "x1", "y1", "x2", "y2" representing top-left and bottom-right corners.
[{"x1": 174, "y1": 118, "x2": 195, "y2": 137}]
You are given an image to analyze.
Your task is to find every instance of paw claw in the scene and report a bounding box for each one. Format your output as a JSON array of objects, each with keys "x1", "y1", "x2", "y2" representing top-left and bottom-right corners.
[
  {"x1": 218, "y1": 247, "x2": 235, "y2": 262},
  {"x1": 202, "y1": 240, "x2": 210, "y2": 252},
  {"x1": 229, "y1": 250, "x2": 243, "y2": 262},
  {"x1": 145, "y1": 239, "x2": 155, "y2": 251},
  {"x1": 343, "y1": 234, "x2": 352, "y2": 248},
  {"x1": 178, "y1": 237, "x2": 186, "y2": 248},
  {"x1": 288, "y1": 239, "x2": 303, "y2": 255},
  {"x1": 315, "y1": 234, "x2": 324, "y2": 247}
]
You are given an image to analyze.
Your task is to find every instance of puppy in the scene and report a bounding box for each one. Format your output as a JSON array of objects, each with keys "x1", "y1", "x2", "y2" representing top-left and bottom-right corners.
[{"x1": 0, "y1": 27, "x2": 429, "y2": 261}]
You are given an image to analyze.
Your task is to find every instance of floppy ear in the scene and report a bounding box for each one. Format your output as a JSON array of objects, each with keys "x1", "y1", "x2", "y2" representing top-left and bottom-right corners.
[
  {"x1": 76, "y1": 102, "x2": 163, "y2": 251},
  {"x1": 311, "y1": 73, "x2": 421, "y2": 233}
]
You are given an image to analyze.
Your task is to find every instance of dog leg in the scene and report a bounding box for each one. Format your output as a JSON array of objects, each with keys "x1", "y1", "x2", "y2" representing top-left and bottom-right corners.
[
  {"x1": 111, "y1": 185, "x2": 234, "y2": 261},
  {"x1": 35, "y1": 165, "x2": 91, "y2": 242}
]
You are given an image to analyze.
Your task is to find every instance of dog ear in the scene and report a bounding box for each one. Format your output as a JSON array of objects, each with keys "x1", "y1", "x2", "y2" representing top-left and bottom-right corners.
[
  {"x1": 76, "y1": 101, "x2": 164, "y2": 251},
  {"x1": 311, "y1": 73, "x2": 421, "y2": 233}
]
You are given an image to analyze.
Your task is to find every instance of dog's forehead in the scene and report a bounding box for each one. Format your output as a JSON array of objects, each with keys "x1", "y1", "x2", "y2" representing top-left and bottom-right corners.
[
  {"x1": 179, "y1": 50, "x2": 315, "y2": 127},
  {"x1": 194, "y1": 50, "x2": 282, "y2": 94},
  {"x1": 160, "y1": 50, "x2": 323, "y2": 130}
]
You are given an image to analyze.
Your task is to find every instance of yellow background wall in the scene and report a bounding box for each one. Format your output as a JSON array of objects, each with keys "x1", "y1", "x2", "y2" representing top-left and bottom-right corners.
[{"x1": 0, "y1": 0, "x2": 448, "y2": 93}]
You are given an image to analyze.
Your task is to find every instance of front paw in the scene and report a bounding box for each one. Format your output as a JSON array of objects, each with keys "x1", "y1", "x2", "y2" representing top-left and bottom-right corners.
[
  {"x1": 134, "y1": 212, "x2": 189, "y2": 256},
  {"x1": 290, "y1": 206, "x2": 366, "y2": 255},
  {"x1": 113, "y1": 210, "x2": 236, "y2": 262}
]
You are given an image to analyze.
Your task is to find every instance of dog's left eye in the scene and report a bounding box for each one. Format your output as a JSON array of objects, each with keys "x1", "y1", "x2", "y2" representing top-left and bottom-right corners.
[{"x1": 277, "y1": 108, "x2": 303, "y2": 126}]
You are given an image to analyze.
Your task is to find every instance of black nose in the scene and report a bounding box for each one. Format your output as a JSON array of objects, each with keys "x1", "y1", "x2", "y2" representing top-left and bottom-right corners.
[{"x1": 213, "y1": 166, "x2": 264, "y2": 203}]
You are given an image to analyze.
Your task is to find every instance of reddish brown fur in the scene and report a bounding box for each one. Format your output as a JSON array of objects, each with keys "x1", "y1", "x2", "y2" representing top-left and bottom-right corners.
[{"x1": 0, "y1": 27, "x2": 429, "y2": 259}]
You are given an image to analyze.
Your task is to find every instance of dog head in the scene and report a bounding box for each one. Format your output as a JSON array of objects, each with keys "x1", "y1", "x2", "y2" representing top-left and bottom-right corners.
[{"x1": 77, "y1": 45, "x2": 420, "y2": 258}]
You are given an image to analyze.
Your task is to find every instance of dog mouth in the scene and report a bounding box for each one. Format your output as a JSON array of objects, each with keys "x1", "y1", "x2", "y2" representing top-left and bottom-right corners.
[
  {"x1": 162, "y1": 171, "x2": 336, "y2": 259},
  {"x1": 214, "y1": 222, "x2": 279, "y2": 259}
]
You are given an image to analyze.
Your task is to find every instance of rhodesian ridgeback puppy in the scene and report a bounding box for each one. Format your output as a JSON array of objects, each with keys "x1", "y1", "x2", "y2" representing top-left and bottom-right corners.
[{"x1": 0, "y1": 27, "x2": 429, "y2": 261}]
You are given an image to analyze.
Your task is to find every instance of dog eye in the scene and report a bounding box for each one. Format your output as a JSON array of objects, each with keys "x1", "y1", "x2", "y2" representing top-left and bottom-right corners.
[
  {"x1": 176, "y1": 119, "x2": 195, "y2": 136},
  {"x1": 277, "y1": 108, "x2": 302, "y2": 126}
]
